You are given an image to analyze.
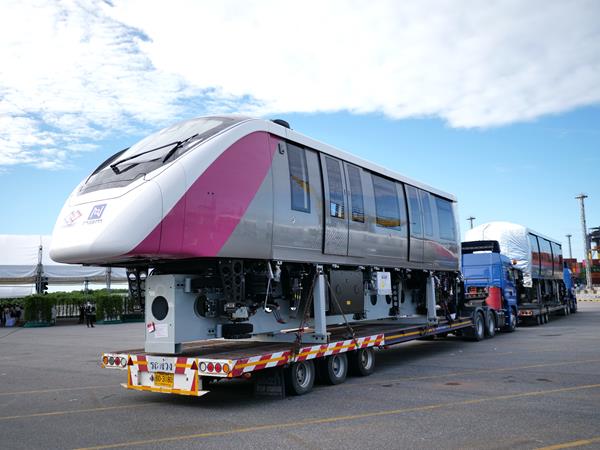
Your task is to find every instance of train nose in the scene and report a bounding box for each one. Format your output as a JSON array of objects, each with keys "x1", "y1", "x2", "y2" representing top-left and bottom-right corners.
[{"x1": 50, "y1": 181, "x2": 163, "y2": 264}]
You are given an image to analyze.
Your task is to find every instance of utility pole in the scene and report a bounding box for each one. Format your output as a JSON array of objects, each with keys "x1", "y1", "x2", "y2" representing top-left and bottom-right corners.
[
  {"x1": 467, "y1": 216, "x2": 476, "y2": 229},
  {"x1": 566, "y1": 234, "x2": 573, "y2": 259},
  {"x1": 575, "y1": 194, "x2": 593, "y2": 289}
]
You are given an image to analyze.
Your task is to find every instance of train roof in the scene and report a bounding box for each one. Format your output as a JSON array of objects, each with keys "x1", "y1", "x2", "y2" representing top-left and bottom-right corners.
[
  {"x1": 465, "y1": 221, "x2": 561, "y2": 246},
  {"x1": 225, "y1": 116, "x2": 457, "y2": 202}
]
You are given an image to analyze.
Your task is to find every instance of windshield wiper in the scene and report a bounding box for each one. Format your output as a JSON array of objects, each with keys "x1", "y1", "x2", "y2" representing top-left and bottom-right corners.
[
  {"x1": 162, "y1": 133, "x2": 200, "y2": 164},
  {"x1": 110, "y1": 140, "x2": 180, "y2": 174}
]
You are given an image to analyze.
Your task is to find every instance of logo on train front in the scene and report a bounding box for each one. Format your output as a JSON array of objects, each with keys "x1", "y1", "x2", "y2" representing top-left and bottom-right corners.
[{"x1": 88, "y1": 204, "x2": 106, "y2": 221}]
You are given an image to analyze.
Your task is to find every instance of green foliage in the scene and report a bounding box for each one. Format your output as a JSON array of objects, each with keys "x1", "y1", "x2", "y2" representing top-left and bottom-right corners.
[
  {"x1": 0, "y1": 298, "x2": 24, "y2": 308},
  {"x1": 23, "y1": 295, "x2": 53, "y2": 323},
  {"x1": 95, "y1": 294, "x2": 125, "y2": 321}
]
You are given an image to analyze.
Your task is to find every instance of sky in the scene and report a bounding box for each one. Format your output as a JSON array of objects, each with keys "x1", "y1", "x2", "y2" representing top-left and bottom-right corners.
[{"x1": 0, "y1": 0, "x2": 599, "y2": 260}]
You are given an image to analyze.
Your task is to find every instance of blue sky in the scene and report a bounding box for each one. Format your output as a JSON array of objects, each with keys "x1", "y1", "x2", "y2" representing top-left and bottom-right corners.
[{"x1": 1, "y1": 1, "x2": 599, "y2": 259}]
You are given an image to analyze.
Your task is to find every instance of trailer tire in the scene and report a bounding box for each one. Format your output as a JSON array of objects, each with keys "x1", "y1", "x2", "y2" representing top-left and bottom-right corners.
[
  {"x1": 571, "y1": 302, "x2": 578, "y2": 314},
  {"x1": 543, "y1": 312, "x2": 549, "y2": 324},
  {"x1": 286, "y1": 360, "x2": 315, "y2": 396},
  {"x1": 349, "y1": 348, "x2": 375, "y2": 377},
  {"x1": 320, "y1": 353, "x2": 348, "y2": 385},
  {"x1": 485, "y1": 311, "x2": 496, "y2": 338},
  {"x1": 536, "y1": 314, "x2": 542, "y2": 326}
]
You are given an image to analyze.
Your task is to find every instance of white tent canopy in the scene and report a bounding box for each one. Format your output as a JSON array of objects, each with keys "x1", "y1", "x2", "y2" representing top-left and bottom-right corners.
[{"x1": 0, "y1": 235, "x2": 127, "y2": 285}]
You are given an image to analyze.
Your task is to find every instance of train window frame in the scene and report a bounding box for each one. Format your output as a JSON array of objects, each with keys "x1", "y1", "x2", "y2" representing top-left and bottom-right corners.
[
  {"x1": 346, "y1": 164, "x2": 365, "y2": 223},
  {"x1": 371, "y1": 174, "x2": 402, "y2": 230},
  {"x1": 287, "y1": 143, "x2": 311, "y2": 213},
  {"x1": 435, "y1": 197, "x2": 456, "y2": 240},
  {"x1": 325, "y1": 156, "x2": 345, "y2": 219}
]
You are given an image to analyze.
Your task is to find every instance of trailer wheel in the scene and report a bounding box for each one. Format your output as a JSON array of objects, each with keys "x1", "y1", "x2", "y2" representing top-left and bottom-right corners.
[
  {"x1": 485, "y1": 311, "x2": 496, "y2": 338},
  {"x1": 504, "y1": 308, "x2": 517, "y2": 332},
  {"x1": 543, "y1": 312, "x2": 549, "y2": 324},
  {"x1": 286, "y1": 360, "x2": 315, "y2": 396},
  {"x1": 535, "y1": 314, "x2": 542, "y2": 326},
  {"x1": 349, "y1": 348, "x2": 375, "y2": 376},
  {"x1": 320, "y1": 353, "x2": 348, "y2": 385},
  {"x1": 571, "y1": 302, "x2": 578, "y2": 314}
]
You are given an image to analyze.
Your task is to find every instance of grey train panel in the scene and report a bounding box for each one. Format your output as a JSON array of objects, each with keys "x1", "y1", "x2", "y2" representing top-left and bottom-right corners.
[{"x1": 406, "y1": 185, "x2": 424, "y2": 263}]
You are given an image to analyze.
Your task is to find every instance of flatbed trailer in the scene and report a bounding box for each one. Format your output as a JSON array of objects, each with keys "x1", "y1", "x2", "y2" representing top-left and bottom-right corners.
[
  {"x1": 102, "y1": 317, "x2": 475, "y2": 398},
  {"x1": 518, "y1": 300, "x2": 571, "y2": 325}
]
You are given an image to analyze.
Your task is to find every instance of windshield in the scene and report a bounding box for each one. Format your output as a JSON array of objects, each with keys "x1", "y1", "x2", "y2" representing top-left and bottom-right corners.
[{"x1": 80, "y1": 116, "x2": 245, "y2": 195}]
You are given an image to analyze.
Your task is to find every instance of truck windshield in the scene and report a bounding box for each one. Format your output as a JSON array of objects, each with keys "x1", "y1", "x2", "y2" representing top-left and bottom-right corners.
[{"x1": 80, "y1": 116, "x2": 245, "y2": 195}]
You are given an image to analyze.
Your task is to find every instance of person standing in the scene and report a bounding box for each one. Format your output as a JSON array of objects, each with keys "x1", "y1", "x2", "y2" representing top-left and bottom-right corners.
[{"x1": 85, "y1": 302, "x2": 95, "y2": 328}]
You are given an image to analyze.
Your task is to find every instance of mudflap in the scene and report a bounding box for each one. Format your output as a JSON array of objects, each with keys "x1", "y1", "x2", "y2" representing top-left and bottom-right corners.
[{"x1": 253, "y1": 368, "x2": 286, "y2": 399}]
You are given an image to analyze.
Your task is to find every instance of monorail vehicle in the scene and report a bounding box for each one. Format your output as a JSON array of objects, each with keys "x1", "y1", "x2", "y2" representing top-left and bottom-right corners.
[{"x1": 51, "y1": 116, "x2": 462, "y2": 353}]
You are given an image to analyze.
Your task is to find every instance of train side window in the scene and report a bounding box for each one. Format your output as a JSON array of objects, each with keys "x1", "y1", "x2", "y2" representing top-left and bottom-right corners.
[
  {"x1": 372, "y1": 174, "x2": 401, "y2": 229},
  {"x1": 419, "y1": 190, "x2": 434, "y2": 237},
  {"x1": 287, "y1": 144, "x2": 310, "y2": 213},
  {"x1": 406, "y1": 186, "x2": 422, "y2": 237},
  {"x1": 346, "y1": 165, "x2": 364, "y2": 222},
  {"x1": 435, "y1": 197, "x2": 456, "y2": 240},
  {"x1": 325, "y1": 157, "x2": 345, "y2": 219}
]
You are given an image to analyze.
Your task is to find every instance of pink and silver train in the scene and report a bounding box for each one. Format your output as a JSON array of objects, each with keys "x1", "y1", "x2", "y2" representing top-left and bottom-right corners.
[{"x1": 51, "y1": 116, "x2": 461, "y2": 345}]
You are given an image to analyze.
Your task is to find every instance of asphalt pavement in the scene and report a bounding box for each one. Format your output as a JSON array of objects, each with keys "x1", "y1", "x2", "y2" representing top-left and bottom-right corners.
[{"x1": 1, "y1": 303, "x2": 599, "y2": 450}]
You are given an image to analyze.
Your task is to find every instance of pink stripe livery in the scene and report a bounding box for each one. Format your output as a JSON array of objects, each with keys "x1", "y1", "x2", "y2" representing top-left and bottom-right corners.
[{"x1": 129, "y1": 132, "x2": 276, "y2": 258}]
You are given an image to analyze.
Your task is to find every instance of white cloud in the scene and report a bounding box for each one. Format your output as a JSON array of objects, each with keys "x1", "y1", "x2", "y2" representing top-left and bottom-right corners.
[{"x1": 1, "y1": 0, "x2": 600, "y2": 169}]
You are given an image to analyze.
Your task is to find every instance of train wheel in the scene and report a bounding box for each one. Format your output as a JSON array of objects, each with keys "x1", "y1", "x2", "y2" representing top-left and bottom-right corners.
[
  {"x1": 320, "y1": 353, "x2": 348, "y2": 385},
  {"x1": 349, "y1": 348, "x2": 375, "y2": 376},
  {"x1": 485, "y1": 311, "x2": 496, "y2": 338},
  {"x1": 286, "y1": 360, "x2": 315, "y2": 395}
]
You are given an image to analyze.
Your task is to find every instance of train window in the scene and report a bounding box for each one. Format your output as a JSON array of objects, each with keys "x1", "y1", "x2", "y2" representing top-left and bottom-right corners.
[
  {"x1": 406, "y1": 186, "x2": 422, "y2": 237},
  {"x1": 419, "y1": 190, "x2": 434, "y2": 237},
  {"x1": 346, "y1": 165, "x2": 364, "y2": 222},
  {"x1": 288, "y1": 144, "x2": 310, "y2": 213},
  {"x1": 372, "y1": 174, "x2": 401, "y2": 229},
  {"x1": 435, "y1": 197, "x2": 456, "y2": 240},
  {"x1": 325, "y1": 157, "x2": 345, "y2": 219}
]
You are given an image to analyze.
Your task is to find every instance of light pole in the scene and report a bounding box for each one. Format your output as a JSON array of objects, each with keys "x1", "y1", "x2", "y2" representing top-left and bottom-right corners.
[
  {"x1": 467, "y1": 216, "x2": 476, "y2": 229},
  {"x1": 566, "y1": 234, "x2": 573, "y2": 259},
  {"x1": 575, "y1": 194, "x2": 593, "y2": 289}
]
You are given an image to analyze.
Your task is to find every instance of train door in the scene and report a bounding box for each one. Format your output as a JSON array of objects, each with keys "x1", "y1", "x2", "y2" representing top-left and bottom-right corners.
[
  {"x1": 405, "y1": 185, "x2": 424, "y2": 263},
  {"x1": 344, "y1": 163, "x2": 369, "y2": 257},
  {"x1": 320, "y1": 154, "x2": 349, "y2": 256}
]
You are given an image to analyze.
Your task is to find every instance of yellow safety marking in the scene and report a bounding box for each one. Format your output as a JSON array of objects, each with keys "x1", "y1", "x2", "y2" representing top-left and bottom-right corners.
[
  {"x1": 386, "y1": 321, "x2": 476, "y2": 341},
  {"x1": 536, "y1": 436, "x2": 600, "y2": 449},
  {"x1": 74, "y1": 383, "x2": 600, "y2": 450},
  {"x1": 234, "y1": 354, "x2": 289, "y2": 369},
  {"x1": 125, "y1": 384, "x2": 198, "y2": 397},
  {"x1": 296, "y1": 343, "x2": 356, "y2": 359},
  {"x1": 0, "y1": 385, "x2": 116, "y2": 397},
  {"x1": 342, "y1": 357, "x2": 600, "y2": 388},
  {"x1": 0, "y1": 404, "x2": 150, "y2": 421}
]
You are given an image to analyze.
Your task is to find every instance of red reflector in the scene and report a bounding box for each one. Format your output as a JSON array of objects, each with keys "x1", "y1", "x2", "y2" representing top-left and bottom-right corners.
[
  {"x1": 215, "y1": 363, "x2": 222, "y2": 373},
  {"x1": 127, "y1": 357, "x2": 133, "y2": 366},
  {"x1": 114, "y1": 357, "x2": 121, "y2": 366},
  {"x1": 207, "y1": 362, "x2": 214, "y2": 372},
  {"x1": 190, "y1": 360, "x2": 198, "y2": 371}
]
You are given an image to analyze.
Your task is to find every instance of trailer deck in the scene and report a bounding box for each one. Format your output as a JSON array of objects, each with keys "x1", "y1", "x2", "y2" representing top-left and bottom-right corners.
[{"x1": 102, "y1": 318, "x2": 473, "y2": 397}]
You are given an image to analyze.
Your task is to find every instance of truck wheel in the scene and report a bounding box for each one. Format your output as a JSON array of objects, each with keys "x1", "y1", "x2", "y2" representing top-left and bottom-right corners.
[
  {"x1": 349, "y1": 348, "x2": 375, "y2": 376},
  {"x1": 467, "y1": 312, "x2": 485, "y2": 341},
  {"x1": 485, "y1": 311, "x2": 496, "y2": 338},
  {"x1": 571, "y1": 302, "x2": 578, "y2": 314},
  {"x1": 286, "y1": 360, "x2": 315, "y2": 396},
  {"x1": 543, "y1": 312, "x2": 549, "y2": 324},
  {"x1": 535, "y1": 314, "x2": 542, "y2": 326},
  {"x1": 320, "y1": 353, "x2": 348, "y2": 385},
  {"x1": 504, "y1": 309, "x2": 517, "y2": 332}
]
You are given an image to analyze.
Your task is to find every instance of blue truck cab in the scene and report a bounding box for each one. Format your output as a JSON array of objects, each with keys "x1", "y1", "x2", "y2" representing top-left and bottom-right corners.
[{"x1": 461, "y1": 240, "x2": 519, "y2": 332}]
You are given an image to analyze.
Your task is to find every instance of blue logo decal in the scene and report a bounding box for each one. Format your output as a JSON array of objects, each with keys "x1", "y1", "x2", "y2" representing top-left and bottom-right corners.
[{"x1": 88, "y1": 204, "x2": 107, "y2": 220}]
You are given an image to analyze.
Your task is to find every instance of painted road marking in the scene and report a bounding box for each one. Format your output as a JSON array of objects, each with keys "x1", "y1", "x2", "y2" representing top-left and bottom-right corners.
[
  {"x1": 74, "y1": 383, "x2": 600, "y2": 450},
  {"x1": 341, "y1": 357, "x2": 600, "y2": 387},
  {"x1": 536, "y1": 436, "x2": 600, "y2": 449},
  {"x1": 0, "y1": 385, "x2": 117, "y2": 397},
  {"x1": 0, "y1": 404, "x2": 150, "y2": 421}
]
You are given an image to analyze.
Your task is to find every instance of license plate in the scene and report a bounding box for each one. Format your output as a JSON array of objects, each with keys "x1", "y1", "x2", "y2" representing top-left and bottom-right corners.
[
  {"x1": 147, "y1": 356, "x2": 175, "y2": 373},
  {"x1": 154, "y1": 372, "x2": 174, "y2": 388}
]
